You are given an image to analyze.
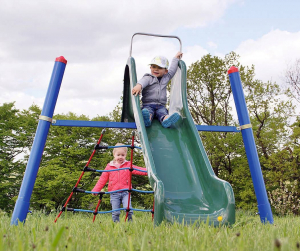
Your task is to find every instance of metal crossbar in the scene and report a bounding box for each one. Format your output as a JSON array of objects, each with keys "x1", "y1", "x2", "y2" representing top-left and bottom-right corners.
[{"x1": 52, "y1": 120, "x2": 241, "y2": 133}]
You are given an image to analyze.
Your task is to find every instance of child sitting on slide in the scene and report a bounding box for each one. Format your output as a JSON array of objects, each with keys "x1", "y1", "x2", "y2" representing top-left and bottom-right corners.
[
  {"x1": 92, "y1": 143, "x2": 147, "y2": 222},
  {"x1": 132, "y1": 52, "x2": 183, "y2": 128}
]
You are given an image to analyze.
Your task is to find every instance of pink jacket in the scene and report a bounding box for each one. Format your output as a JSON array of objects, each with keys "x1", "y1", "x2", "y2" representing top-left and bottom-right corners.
[{"x1": 92, "y1": 160, "x2": 147, "y2": 193}]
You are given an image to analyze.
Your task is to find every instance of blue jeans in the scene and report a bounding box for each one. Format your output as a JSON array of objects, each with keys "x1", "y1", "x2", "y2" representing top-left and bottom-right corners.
[
  {"x1": 110, "y1": 192, "x2": 132, "y2": 222},
  {"x1": 142, "y1": 104, "x2": 168, "y2": 123}
]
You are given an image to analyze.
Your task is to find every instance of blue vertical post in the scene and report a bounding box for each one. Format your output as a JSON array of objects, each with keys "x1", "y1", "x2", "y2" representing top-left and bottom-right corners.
[
  {"x1": 228, "y1": 66, "x2": 274, "y2": 224},
  {"x1": 11, "y1": 56, "x2": 67, "y2": 225}
]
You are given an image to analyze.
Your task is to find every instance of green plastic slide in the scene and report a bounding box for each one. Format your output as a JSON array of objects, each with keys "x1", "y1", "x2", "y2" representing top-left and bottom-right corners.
[{"x1": 121, "y1": 57, "x2": 235, "y2": 226}]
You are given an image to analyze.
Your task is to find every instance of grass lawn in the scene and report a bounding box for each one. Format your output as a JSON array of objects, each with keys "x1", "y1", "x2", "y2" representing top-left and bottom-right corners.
[{"x1": 0, "y1": 210, "x2": 299, "y2": 250}]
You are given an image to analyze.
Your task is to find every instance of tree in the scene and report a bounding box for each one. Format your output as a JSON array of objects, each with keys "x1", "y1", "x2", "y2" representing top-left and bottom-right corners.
[
  {"x1": 186, "y1": 52, "x2": 297, "y2": 211},
  {"x1": 0, "y1": 102, "x2": 40, "y2": 211},
  {"x1": 187, "y1": 52, "x2": 245, "y2": 176},
  {"x1": 31, "y1": 112, "x2": 114, "y2": 212},
  {"x1": 186, "y1": 52, "x2": 254, "y2": 208},
  {"x1": 285, "y1": 59, "x2": 300, "y2": 103}
]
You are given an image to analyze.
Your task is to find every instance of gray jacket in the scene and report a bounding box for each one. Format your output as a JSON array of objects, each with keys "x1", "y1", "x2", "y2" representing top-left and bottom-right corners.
[{"x1": 138, "y1": 57, "x2": 179, "y2": 106}]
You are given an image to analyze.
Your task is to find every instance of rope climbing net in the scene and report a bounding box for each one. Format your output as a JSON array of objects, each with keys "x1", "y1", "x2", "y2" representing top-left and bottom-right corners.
[{"x1": 54, "y1": 129, "x2": 154, "y2": 223}]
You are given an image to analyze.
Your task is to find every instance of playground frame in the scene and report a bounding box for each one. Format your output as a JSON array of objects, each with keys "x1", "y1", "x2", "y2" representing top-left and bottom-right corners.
[{"x1": 11, "y1": 51, "x2": 273, "y2": 225}]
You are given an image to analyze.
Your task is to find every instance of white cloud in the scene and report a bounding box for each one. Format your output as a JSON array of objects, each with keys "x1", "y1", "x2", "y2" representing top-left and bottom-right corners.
[
  {"x1": 207, "y1": 41, "x2": 218, "y2": 49},
  {"x1": 236, "y1": 29, "x2": 300, "y2": 84},
  {"x1": 182, "y1": 45, "x2": 209, "y2": 68},
  {"x1": 0, "y1": 0, "x2": 235, "y2": 62},
  {"x1": 0, "y1": 0, "x2": 239, "y2": 118}
]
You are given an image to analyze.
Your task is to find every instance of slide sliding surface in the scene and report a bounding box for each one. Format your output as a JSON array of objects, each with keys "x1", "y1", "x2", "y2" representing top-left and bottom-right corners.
[{"x1": 122, "y1": 57, "x2": 235, "y2": 226}]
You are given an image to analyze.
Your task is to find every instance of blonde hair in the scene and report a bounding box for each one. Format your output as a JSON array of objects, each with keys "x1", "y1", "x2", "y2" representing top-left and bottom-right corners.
[{"x1": 113, "y1": 143, "x2": 128, "y2": 155}]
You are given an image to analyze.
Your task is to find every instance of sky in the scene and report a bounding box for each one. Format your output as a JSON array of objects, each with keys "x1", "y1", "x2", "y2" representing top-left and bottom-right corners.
[{"x1": 1, "y1": 0, "x2": 299, "y2": 119}]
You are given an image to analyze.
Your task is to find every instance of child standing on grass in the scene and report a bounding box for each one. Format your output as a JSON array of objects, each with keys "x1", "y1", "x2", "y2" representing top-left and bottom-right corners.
[
  {"x1": 92, "y1": 143, "x2": 147, "y2": 222},
  {"x1": 132, "y1": 52, "x2": 183, "y2": 128}
]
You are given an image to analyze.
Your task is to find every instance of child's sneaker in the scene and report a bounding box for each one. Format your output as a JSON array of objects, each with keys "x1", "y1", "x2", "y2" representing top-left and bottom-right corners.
[
  {"x1": 142, "y1": 109, "x2": 151, "y2": 127},
  {"x1": 162, "y1": 112, "x2": 180, "y2": 128}
]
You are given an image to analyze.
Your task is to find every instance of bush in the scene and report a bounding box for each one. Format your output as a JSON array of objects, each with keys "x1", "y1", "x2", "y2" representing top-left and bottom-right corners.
[{"x1": 268, "y1": 180, "x2": 300, "y2": 216}]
